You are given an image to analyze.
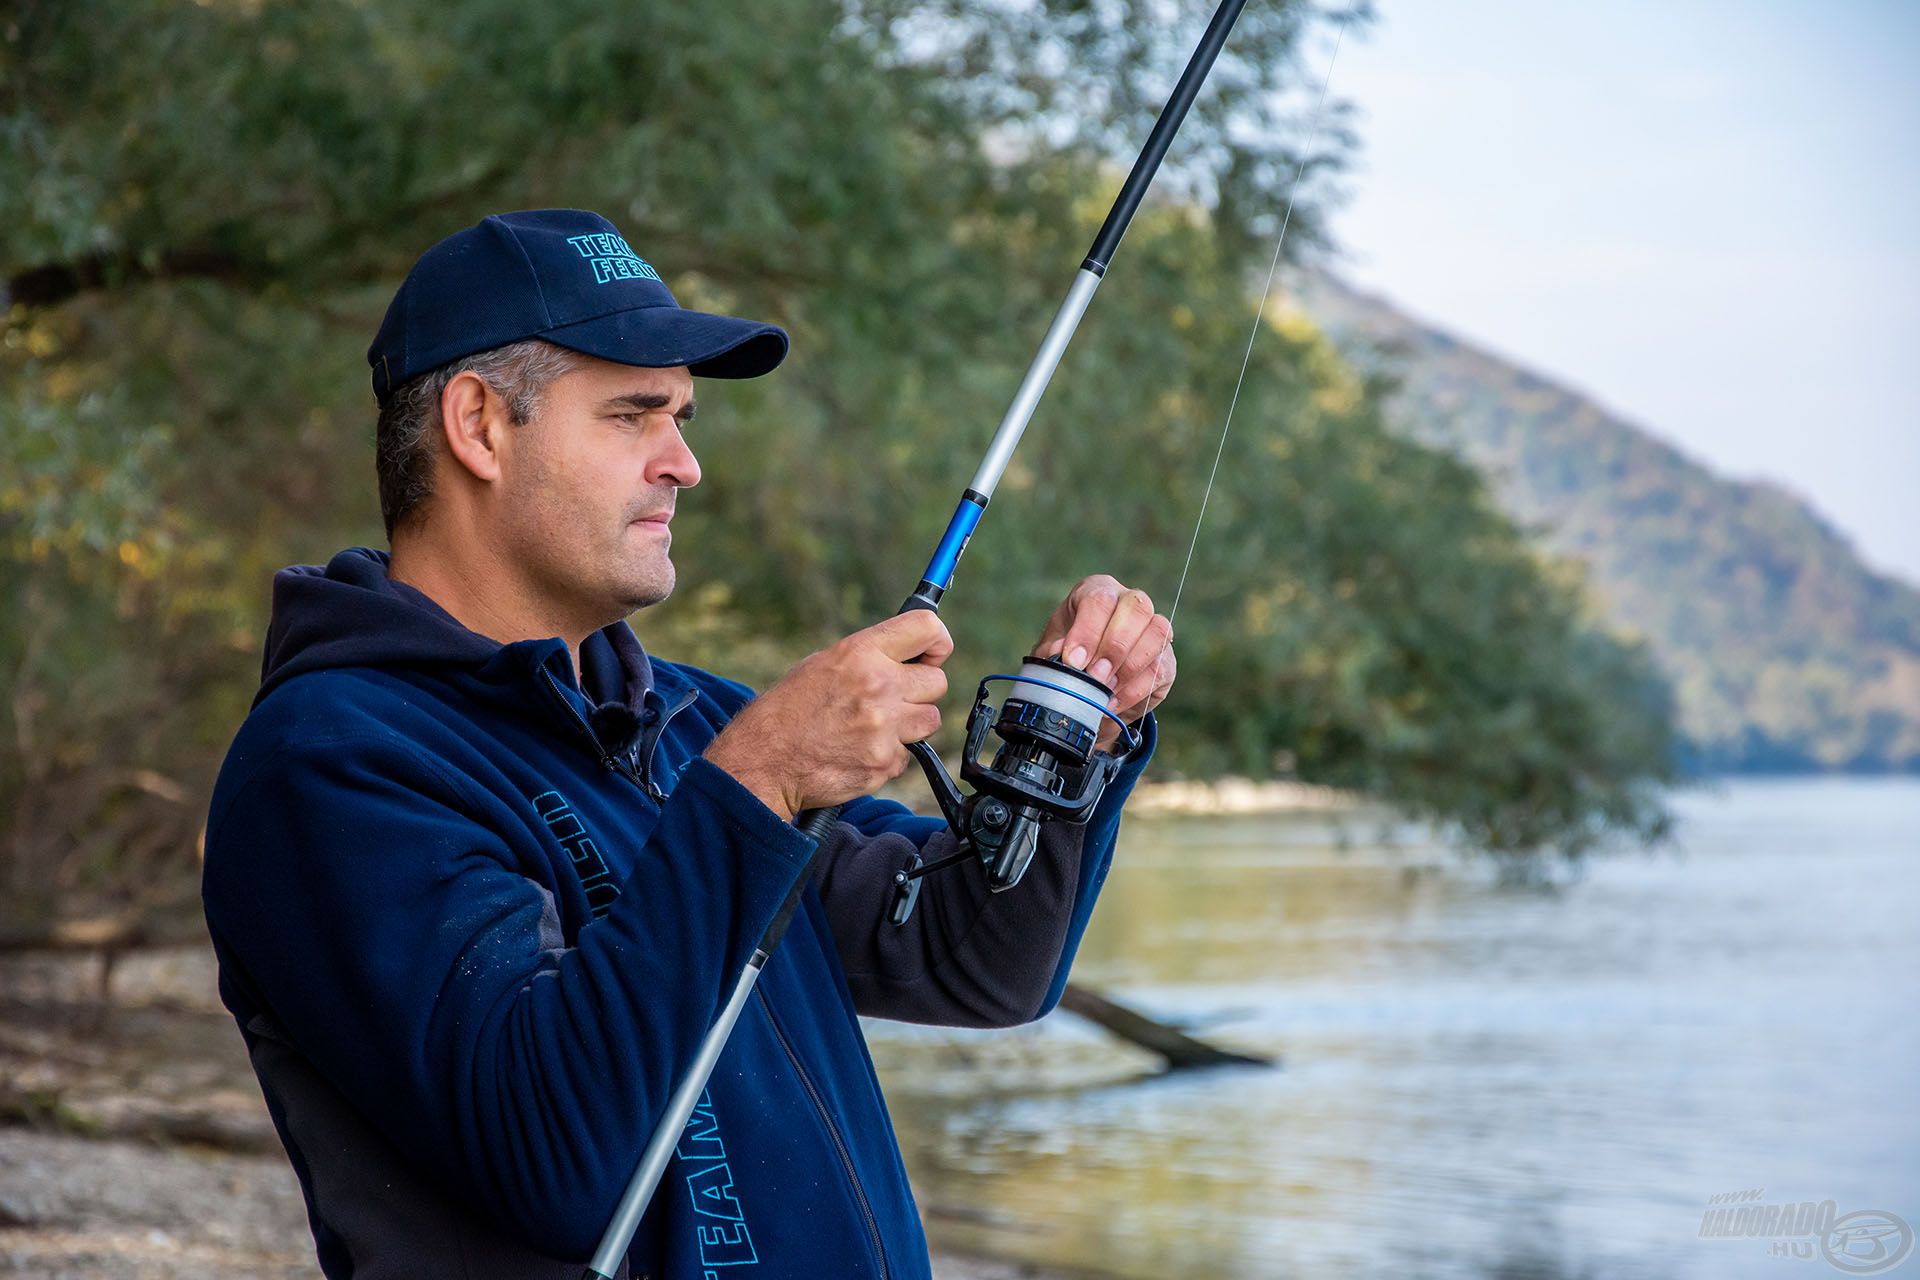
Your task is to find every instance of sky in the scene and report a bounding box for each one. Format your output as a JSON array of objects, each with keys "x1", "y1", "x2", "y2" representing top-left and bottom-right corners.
[{"x1": 1318, "y1": 0, "x2": 1920, "y2": 582}]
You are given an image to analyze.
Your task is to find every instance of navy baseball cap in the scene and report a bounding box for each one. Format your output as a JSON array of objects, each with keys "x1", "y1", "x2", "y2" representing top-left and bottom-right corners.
[{"x1": 367, "y1": 209, "x2": 788, "y2": 402}]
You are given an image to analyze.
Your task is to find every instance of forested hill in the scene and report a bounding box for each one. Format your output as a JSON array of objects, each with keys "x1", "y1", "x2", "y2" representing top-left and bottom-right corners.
[{"x1": 1292, "y1": 272, "x2": 1920, "y2": 773}]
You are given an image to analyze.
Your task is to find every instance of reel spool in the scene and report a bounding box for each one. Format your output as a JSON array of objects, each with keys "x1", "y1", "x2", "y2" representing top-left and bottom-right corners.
[{"x1": 891, "y1": 655, "x2": 1141, "y2": 925}]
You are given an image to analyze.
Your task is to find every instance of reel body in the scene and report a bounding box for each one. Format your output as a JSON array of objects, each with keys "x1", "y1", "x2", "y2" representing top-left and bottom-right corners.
[{"x1": 890, "y1": 655, "x2": 1141, "y2": 925}]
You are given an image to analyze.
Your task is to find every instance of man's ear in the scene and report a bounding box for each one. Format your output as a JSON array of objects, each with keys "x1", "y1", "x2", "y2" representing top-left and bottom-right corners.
[{"x1": 438, "y1": 371, "x2": 510, "y2": 484}]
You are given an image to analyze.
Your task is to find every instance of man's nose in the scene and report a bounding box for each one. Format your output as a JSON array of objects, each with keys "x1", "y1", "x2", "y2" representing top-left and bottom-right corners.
[{"x1": 650, "y1": 424, "x2": 701, "y2": 489}]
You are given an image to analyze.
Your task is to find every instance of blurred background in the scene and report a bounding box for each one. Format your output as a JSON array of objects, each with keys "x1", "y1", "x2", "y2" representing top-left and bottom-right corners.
[{"x1": 2, "y1": 1, "x2": 1914, "y2": 1276}]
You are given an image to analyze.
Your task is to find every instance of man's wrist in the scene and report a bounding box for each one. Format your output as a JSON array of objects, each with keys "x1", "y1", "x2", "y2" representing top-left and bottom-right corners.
[{"x1": 702, "y1": 739, "x2": 797, "y2": 822}]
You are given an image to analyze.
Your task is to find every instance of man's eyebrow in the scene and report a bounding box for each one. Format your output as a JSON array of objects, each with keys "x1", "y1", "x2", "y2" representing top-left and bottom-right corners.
[{"x1": 599, "y1": 391, "x2": 697, "y2": 421}]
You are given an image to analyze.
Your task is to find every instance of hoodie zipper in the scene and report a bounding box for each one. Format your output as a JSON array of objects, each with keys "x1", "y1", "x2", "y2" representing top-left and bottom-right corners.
[
  {"x1": 544, "y1": 665, "x2": 874, "y2": 1270},
  {"x1": 634, "y1": 687, "x2": 700, "y2": 800},
  {"x1": 756, "y1": 987, "x2": 890, "y2": 1280},
  {"x1": 541, "y1": 668, "x2": 635, "y2": 774},
  {"x1": 539, "y1": 667, "x2": 702, "y2": 801}
]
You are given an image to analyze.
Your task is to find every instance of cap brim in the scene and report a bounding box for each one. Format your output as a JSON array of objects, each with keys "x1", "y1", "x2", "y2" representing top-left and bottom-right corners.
[{"x1": 537, "y1": 306, "x2": 789, "y2": 379}]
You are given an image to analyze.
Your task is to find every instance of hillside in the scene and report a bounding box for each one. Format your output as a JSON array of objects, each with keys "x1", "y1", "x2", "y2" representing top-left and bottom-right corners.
[{"x1": 1292, "y1": 273, "x2": 1920, "y2": 772}]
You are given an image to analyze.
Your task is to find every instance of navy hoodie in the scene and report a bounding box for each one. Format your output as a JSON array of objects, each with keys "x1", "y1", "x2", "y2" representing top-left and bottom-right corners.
[{"x1": 201, "y1": 548, "x2": 1154, "y2": 1279}]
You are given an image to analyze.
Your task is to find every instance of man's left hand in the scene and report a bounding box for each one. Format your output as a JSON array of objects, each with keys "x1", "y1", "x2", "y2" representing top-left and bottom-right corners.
[{"x1": 1032, "y1": 574, "x2": 1176, "y2": 750}]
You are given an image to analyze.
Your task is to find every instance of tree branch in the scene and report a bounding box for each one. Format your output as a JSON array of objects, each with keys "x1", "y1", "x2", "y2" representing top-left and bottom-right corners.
[
  {"x1": 1059, "y1": 982, "x2": 1273, "y2": 1071},
  {"x1": 4, "y1": 247, "x2": 257, "y2": 309}
]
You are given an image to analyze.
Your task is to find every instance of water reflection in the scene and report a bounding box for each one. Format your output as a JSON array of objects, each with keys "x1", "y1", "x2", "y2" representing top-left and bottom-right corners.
[{"x1": 870, "y1": 778, "x2": 1920, "y2": 1278}]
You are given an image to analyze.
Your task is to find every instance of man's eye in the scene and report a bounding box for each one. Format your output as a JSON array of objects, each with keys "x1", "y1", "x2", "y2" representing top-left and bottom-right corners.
[{"x1": 611, "y1": 410, "x2": 692, "y2": 428}]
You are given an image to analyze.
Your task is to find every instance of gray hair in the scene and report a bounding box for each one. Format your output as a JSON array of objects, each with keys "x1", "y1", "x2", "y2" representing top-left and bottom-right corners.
[{"x1": 374, "y1": 339, "x2": 587, "y2": 537}]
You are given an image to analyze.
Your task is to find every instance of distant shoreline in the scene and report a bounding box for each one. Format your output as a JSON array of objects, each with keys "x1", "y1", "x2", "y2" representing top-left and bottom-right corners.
[
  {"x1": 876, "y1": 772, "x2": 1358, "y2": 816},
  {"x1": 1127, "y1": 776, "x2": 1357, "y2": 815},
  {"x1": 1124, "y1": 769, "x2": 1920, "y2": 817},
  {"x1": 875, "y1": 765, "x2": 1920, "y2": 822}
]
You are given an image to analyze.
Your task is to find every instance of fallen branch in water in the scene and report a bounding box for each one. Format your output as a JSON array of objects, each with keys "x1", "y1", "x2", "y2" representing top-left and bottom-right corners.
[{"x1": 1058, "y1": 983, "x2": 1273, "y2": 1071}]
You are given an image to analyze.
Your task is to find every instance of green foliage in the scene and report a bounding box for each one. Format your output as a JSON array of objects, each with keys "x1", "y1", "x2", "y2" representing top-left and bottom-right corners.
[
  {"x1": 1299, "y1": 273, "x2": 1920, "y2": 773},
  {"x1": 1, "y1": 0, "x2": 1671, "y2": 925}
]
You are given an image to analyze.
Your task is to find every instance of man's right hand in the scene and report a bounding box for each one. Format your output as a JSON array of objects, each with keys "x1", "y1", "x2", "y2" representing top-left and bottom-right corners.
[{"x1": 703, "y1": 610, "x2": 953, "y2": 822}]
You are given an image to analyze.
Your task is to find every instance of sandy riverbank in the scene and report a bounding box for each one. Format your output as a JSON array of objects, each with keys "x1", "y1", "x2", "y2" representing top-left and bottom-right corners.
[
  {"x1": 0, "y1": 948, "x2": 1099, "y2": 1279},
  {"x1": 0, "y1": 1128, "x2": 1084, "y2": 1279}
]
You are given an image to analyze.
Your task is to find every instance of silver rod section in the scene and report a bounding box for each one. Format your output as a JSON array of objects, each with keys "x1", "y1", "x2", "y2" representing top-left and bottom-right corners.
[
  {"x1": 585, "y1": 961, "x2": 767, "y2": 1279},
  {"x1": 966, "y1": 267, "x2": 1104, "y2": 498}
]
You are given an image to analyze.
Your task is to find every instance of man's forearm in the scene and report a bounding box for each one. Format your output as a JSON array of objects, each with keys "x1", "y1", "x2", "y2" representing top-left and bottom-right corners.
[{"x1": 811, "y1": 714, "x2": 1157, "y2": 1026}]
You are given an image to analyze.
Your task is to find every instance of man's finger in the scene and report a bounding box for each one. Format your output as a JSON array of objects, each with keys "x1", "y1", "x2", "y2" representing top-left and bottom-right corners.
[
  {"x1": 1152, "y1": 646, "x2": 1177, "y2": 698},
  {"x1": 1038, "y1": 574, "x2": 1129, "y2": 661},
  {"x1": 1111, "y1": 614, "x2": 1172, "y2": 687},
  {"x1": 902, "y1": 662, "x2": 949, "y2": 704},
  {"x1": 1032, "y1": 595, "x2": 1076, "y2": 657},
  {"x1": 903, "y1": 703, "x2": 943, "y2": 744},
  {"x1": 1085, "y1": 590, "x2": 1157, "y2": 685},
  {"x1": 868, "y1": 610, "x2": 955, "y2": 665},
  {"x1": 1057, "y1": 579, "x2": 1122, "y2": 670},
  {"x1": 1112, "y1": 670, "x2": 1157, "y2": 717},
  {"x1": 1113, "y1": 647, "x2": 1177, "y2": 720}
]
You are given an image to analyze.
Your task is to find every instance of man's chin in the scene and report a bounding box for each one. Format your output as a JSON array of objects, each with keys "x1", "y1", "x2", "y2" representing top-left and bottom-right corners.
[{"x1": 615, "y1": 567, "x2": 675, "y2": 615}]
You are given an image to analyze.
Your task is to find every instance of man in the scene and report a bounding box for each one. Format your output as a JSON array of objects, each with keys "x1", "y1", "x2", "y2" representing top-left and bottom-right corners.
[{"x1": 202, "y1": 209, "x2": 1175, "y2": 1279}]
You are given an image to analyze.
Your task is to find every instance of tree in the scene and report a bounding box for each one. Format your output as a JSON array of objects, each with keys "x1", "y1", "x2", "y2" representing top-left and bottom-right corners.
[{"x1": 1, "y1": 0, "x2": 1670, "y2": 931}]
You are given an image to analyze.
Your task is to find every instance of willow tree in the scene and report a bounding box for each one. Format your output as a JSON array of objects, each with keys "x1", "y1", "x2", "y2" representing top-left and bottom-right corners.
[{"x1": 2, "y1": 0, "x2": 1669, "y2": 931}]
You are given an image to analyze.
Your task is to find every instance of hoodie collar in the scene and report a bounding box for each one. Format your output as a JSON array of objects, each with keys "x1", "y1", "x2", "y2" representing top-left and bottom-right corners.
[{"x1": 256, "y1": 547, "x2": 663, "y2": 719}]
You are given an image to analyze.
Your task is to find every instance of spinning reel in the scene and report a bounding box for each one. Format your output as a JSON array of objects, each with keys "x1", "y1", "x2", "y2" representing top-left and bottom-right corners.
[{"x1": 889, "y1": 655, "x2": 1142, "y2": 925}]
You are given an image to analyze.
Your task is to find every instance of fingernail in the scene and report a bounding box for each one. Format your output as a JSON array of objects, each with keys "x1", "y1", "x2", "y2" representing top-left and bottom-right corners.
[
  {"x1": 1089, "y1": 658, "x2": 1113, "y2": 683},
  {"x1": 1067, "y1": 646, "x2": 1088, "y2": 668}
]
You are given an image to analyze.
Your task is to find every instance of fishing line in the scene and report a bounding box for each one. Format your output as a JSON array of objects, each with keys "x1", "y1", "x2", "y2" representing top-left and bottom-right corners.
[{"x1": 1167, "y1": 13, "x2": 1349, "y2": 627}]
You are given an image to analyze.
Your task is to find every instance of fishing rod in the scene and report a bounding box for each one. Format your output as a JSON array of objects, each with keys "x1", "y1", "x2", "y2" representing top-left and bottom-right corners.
[{"x1": 583, "y1": 2, "x2": 1256, "y2": 1273}]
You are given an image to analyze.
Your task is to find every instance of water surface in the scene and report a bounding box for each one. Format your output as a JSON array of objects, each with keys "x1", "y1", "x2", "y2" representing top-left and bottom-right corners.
[{"x1": 868, "y1": 778, "x2": 1920, "y2": 1278}]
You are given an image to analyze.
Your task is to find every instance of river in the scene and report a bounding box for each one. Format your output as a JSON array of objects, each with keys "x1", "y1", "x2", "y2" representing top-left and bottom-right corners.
[{"x1": 866, "y1": 777, "x2": 1920, "y2": 1278}]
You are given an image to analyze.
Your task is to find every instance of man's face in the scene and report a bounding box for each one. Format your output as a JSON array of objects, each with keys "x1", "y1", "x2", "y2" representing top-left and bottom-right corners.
[{"x1": 494, "y1": 355, "x2": 701, "y2": 623}]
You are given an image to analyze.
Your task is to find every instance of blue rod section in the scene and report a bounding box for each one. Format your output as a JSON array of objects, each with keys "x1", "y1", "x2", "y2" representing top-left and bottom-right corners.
[{"x1": 921, "y1": 494, "x2": 987, "y2": 592}]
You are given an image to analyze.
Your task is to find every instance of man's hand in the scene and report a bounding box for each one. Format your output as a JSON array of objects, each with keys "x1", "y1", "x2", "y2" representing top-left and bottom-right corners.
[
  {"x1": 1033, "y1": 574, "x2": 1176, "y2": 750},
  {"x1": 704, "y1": 610, "x2": 954, "y2": 821}
]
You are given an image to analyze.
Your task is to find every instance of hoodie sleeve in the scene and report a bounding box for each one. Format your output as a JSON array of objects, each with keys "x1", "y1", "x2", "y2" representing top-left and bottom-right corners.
[
  {"x1": 810, "y1": 714, "x2": 1156, "y2": 1027},
  {"x1": 201, "y1": 730, "x2": 814, "y2": 1260}
]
